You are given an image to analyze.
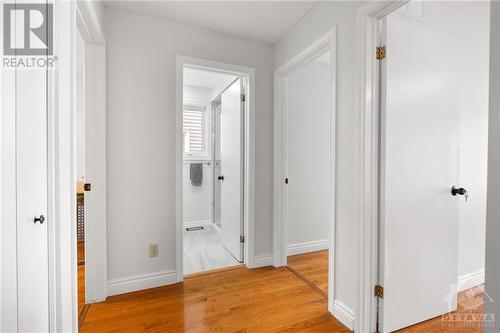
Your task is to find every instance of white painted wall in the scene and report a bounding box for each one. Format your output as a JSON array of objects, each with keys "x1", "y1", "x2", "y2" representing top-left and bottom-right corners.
[
  {"x1": 274, "y1": 0, "x2": 490, "y2": 318},
  {"x1": 485, "y1": 2, "x2": 500, "y2": 331},
  {"x1": 105, "y1": 6, "x2": 273, "y2": 282},
  {"x1": 286, "y1": 60, "x2": 331, "y2": 254},
  {"x1": 183, "y1": 163, "x2": 212, "y2": 224}
]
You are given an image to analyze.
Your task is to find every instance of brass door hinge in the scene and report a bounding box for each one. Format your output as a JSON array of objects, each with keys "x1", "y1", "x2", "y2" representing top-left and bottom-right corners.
[
  {"x1": 376, "y1": 46, "x2": 386, "y2": 60},
  {"x1": 374, "y1": 284, "x2": 384, "y2": 298},
  {"x1": 241, "y1": 94, "x2": 246, "y2": 102},
  {"x1": 240, "y1": 235, "x2": 245, "y2": 243}
]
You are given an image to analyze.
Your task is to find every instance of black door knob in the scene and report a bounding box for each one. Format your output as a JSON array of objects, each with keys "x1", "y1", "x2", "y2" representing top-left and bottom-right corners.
[
  {"x1": 451, "y1": 186, "x2": 467, "y2": 196},
  {"x1": 34, "y1": 215, "x2": 45, "y2": 224},
  {"x1": 218, "y1": 175, "x2": 224, "y2": 181}
]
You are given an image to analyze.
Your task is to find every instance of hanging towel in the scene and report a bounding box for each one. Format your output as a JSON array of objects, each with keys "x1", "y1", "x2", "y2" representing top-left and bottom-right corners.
[{"x1": 190, "y1": 163, "x2": 203, "y2": 186}]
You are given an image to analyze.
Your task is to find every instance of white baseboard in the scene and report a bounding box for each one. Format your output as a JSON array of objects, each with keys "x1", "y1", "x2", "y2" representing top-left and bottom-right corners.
[
  {"x1": 253, "y1": 254, "x2": 273, "y2": 268},
  {"x1": 287, "y1": 239, "x2": 329, "y2": 256},
  {"x1": 332, "y1": 300, "x2": 354, "y2": 330},
  {"x1": 107, "y1": 270, "x2": 177, "y2": 296},
  {"x1": 184, "y1": 220, "x2": 212, "y2": 228},
  {"x1": 458, "y1": 269, "x2": 485, "y2": 292}
]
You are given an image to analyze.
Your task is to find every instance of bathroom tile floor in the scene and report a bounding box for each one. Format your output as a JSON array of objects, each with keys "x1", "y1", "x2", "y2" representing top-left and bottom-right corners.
[{"x1": 183, "y1": 224, "x2": 240, "y2": 275}]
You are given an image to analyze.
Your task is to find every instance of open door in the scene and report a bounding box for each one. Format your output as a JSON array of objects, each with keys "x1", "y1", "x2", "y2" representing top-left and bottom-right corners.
[
  {"x1": 219, "y1": 78, "x2": 244, "y2": 262},
  {"x1": 378, "y1": 15, "x2": 460, "y2": 332}
]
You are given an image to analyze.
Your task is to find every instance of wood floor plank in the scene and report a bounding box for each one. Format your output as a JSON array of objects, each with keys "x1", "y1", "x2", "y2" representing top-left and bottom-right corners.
[
  {"x1": 81, "y1": 264, "x2": 486, "y2": 333},
  {"x1": 287, "y1": 250, "x2": 329, "y2": 296},
  {"x1": 81, "y1": 267, "x2": 349, "y2": 333}
]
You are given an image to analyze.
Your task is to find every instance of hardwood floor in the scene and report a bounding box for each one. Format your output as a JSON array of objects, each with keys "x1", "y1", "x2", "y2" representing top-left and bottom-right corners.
[
  {"x1": 287, "y1": 250, "x2": 328, "y2": 297},
  {"x1": 78, "y1": 263, "x2": 85, "y2": 314},
  {"x1": 81, "y1": 261, "x2": 486, "y2": 332},
  {"x1": 81, "y1": 266, "x2": 351, "y2": 333}
]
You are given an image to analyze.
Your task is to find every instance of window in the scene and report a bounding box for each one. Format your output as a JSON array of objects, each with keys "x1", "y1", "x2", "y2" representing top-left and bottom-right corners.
[{"x1": 183, "y1": 103, "x2": 209, "y2": 159}]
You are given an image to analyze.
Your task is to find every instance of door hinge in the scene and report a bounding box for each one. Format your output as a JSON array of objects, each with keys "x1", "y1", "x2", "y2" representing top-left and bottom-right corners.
[
  {"x1": 376, "y1": 46, "x2": 386, "y2": 60},
  {"x1": 240, "y1": 235, "x2": 245, "y2": 243},
  {"x1": 241, "y1": 94, "x2": 246, "y2": 102},
  {"x1": 374, "y1": 284, "x2": 384, "y2": 298},
  {"x1": 84, "y1": 183, "x2": 92, "y2": 191}
]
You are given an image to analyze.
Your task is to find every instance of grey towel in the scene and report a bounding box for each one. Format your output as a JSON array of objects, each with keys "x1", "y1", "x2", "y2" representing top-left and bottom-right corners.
[{"x1": 190, "y1": 163, "x2": 203, "y2": 186}]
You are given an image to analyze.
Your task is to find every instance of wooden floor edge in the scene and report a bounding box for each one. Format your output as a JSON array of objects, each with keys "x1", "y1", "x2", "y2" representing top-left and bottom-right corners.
[
  {"x1": 78, "y1": 304, "x2": 90, "y2": 330},
  {"x1": 184, "y1": 264, "x2": 246, "y2": 279},
  {"x1": 286, "y1": 265, "x2": 328, "y2": 300}
]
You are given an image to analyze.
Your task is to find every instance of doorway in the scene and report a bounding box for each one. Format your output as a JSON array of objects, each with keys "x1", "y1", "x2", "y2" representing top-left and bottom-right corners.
[
  {"x1": 365, "y1": 1, "x2": 490, "y2": 332},
  {"x1": 176, "y1": 57, "x2": 256, "y2": 279},
  {"x1": 182, "y1": 67, "x2": 244, "y2": 275},
  {"x1": 273, "y1": 28, "x2": 337, "y2": 319},
  {"x1": 284, "y1": 50, "x2": 332, "y2": 299}
]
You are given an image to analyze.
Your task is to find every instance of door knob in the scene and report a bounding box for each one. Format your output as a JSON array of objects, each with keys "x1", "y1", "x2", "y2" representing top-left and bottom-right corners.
[
  {"x1": 218, "y1": 175, "x2": 224, "y2": 181},
  {"x1": 451, "y1": 186, "x2": 467, "y2": 196},
  {"x1": 34, "y1": 215, "x2": 45, "y2": 224}
]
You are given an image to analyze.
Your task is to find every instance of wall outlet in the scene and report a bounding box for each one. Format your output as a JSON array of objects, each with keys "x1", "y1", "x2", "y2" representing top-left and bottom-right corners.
[{"x1": 149, "y1": 244, "x2": 159, "y2": 257}]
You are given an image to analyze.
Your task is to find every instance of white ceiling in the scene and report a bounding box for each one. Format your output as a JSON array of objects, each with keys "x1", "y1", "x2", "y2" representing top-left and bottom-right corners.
[
  {"x1": 104, "y1": 1, "x2": 318, "y2": 44},
  {"x1": 184, "y1": 67, "x2": 236, "y2": 91}
]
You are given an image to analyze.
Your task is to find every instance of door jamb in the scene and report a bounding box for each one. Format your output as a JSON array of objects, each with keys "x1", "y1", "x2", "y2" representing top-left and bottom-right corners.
[
  {"x1": 175, "y1": 56, "x2": 256, "y2": 282},
  {"x1": 48, "y1": 1, "x2": 106, "y2": 331},
  {"x1": 272, "y1": 27, "x2": 337, "y2": 314},
  {"x1": 353, "y1": 1, "x2": 407, "y2": 332}
]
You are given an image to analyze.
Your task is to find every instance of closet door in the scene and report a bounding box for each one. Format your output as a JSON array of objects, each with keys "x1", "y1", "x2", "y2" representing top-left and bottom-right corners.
[
  {"x1": 220, "y1": 78, "x2": 244, "y2": 262},
  {"x1": 14, "y1": 6, "x2": 50, "y2": 330}
]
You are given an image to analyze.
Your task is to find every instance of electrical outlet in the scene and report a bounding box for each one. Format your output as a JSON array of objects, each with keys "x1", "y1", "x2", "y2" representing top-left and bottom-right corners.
[{"x1": 149, "y1": 244, "x2": 159, "y2": 257}]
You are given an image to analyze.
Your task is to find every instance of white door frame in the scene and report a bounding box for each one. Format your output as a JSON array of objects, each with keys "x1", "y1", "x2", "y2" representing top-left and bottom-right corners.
[
  {"x1": 48, "y1": 1, "x2": 106, "y2": 331},
  {"x1": 272, "y1": 27, "x2": 337, "y2": 312},
  {"x1": 175, "y1": 56, "x2": 256, "y2": 281},
  {"x1": 353, "y1": 1, "x2": 408, "y2": 332}
]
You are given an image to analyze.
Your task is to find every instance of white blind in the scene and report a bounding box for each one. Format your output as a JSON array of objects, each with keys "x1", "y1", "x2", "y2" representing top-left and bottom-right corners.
[{"x1": 183, "y1": 104, "x2": 206, "y2": 156}]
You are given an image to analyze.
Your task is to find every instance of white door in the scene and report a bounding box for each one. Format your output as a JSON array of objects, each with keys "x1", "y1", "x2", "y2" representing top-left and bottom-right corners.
[
  {"x1": 16, "y1": 52, "x2": 49, "y2": 331},
  {"x1": 220, "y1": 78, "x2": 244, "y2": 262},
  {"x1": 379, "y1": 15, "x2": 460, "y2": 332}
]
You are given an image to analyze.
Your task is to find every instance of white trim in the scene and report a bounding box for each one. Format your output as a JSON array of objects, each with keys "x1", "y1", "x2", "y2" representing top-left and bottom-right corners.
[
  {"x1": 354, "y1": 2, "x2": 409, "y2": 332},
  {"x1": 106, "y1": 270, "x2": 177, "y2": 297},
  {"x1": 458, "y1": 270, "x2": 485, "y2": 292},
  {"x1": 176, "y1": 56, "x2": 256, "y2": 281},
  {"x1": 273, "y1": 27, "x2": 337, "y2": 315},
  {"x1": 48, "y1": 1, "x2": 106, "y2": 331},
  {"x1": 333, "y1": 300, "x2": 355, "y2": 331},
  {"x1": 286, "y1": 240, "x2": 329, "y2": 256},
  {"x1": 184, "y1": 220, "x2": 212, "y2": 228},
  {"x1": 253, "y1": 255, "x2": 274, "y2": 268}
]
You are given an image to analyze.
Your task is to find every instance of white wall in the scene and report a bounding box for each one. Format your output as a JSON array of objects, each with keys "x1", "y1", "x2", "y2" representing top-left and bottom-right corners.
[
  {"x1": 183, "y1": 163, "x2": 212, "y2": 224},
  {"x1": 485, "y1": 2, "x2": 500, "y2": 331},
  {"x1": 274, "y1": 0, "x2": 364, "y2": 315},
  {"x1": 105, "y1": 6, "x2": 274, "y2": 282},
  {"x1": 286, "y1": 60, "x2": 331, "y2": 254}
]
